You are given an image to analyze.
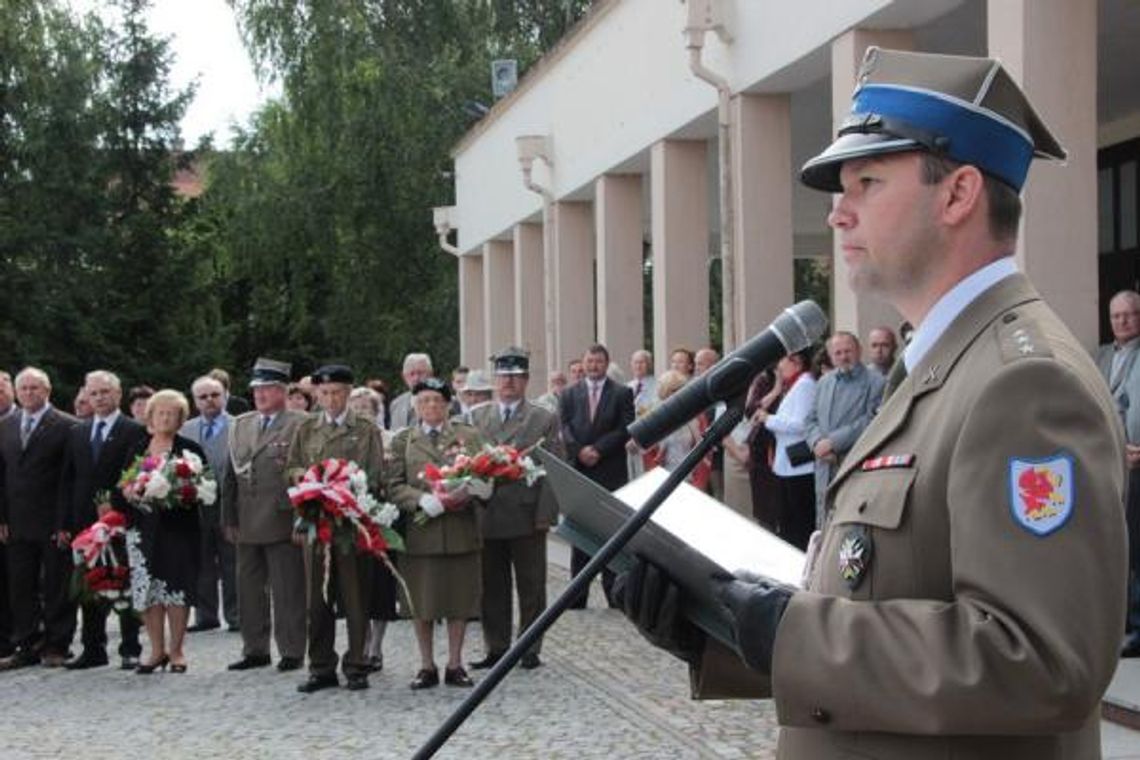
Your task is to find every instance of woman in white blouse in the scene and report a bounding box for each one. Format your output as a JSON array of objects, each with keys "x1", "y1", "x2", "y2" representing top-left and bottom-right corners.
[{"x1": 753, "y1": 350, "x2": 817, "y2": 550}]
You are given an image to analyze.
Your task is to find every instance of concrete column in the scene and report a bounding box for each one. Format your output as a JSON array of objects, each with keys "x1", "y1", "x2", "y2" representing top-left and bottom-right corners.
[
  {"x1": 458, "y1": 253, "x2": 485, "y2": 369},
  {"x1": 595, "y1": 174, "x2": 644, "y2": 370},
  {"x1": 651, "y1": 139, "x2": 710, "y2": 375},
  {"x1": 989, "y1": 0, "x2": 1098, "y2": 348},
  {"x1": 553, "y1": 200, "x2": 595, "y2": 368},
  {"x1": 731, "y1": 93, "x2": 795, "y2": 345},
  {"x1": 482, "y1": 239, "x2": 515, "y2": 366},
  {"x1": 829, "y1": 29, "x2": 914, "y2": 339},
  {"x1": 514, "y1": 222, "x2": 547, "y2": 396}
]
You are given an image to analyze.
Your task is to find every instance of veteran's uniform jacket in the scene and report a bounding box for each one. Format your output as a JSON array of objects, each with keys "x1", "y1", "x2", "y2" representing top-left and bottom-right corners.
[
  {"x1": 285, "y1": 411, "x2": 385, "y2": 493},
  {"x1": 469, "y1": 402, "x2": 564, "y2": 539},
  {"x1": 222, "y1": 409, "x2": 307, "y2": 543},
  {"x1": 699, "y1": 275, "x2": 1127, "y2": 759},
  {"x1": 387, "y1": 422, "x2": 485, "y2": 556}
]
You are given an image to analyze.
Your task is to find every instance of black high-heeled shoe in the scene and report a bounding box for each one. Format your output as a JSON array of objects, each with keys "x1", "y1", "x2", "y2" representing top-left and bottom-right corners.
[
  {"x1": 136, "y1": 654, "x2": 169, "y2": 674},
  {"x1": 170, "y1": 661, "x2": 187, "y2": 674}
]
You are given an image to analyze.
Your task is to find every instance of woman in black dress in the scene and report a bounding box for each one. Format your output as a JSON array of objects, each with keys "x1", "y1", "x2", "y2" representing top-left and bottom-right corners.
[{"x1": 116, "y1": 389, "x2": 206, "y2": 674}]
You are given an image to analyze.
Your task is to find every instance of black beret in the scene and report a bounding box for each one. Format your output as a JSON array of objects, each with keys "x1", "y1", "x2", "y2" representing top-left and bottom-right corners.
[
  {"x1": 311, "y1": 364, "x2": 354, "y2": 385},
  {"x1": 412, "y1": 376, "x2": 452, "y2": 402}
]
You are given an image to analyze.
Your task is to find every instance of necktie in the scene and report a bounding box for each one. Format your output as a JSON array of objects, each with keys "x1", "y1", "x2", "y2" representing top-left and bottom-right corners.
[
  {"x1": 636, "y1": 380, "x2": 643, "y2": 399},
  {"x1": 204, "y1": 418, "x2": 216, "y2": 441},
  {"x1": 91, "y1": 420, "x2": 106, "y2": 462},
  {"x1": 589, "y1": 384, "x2": 601, "y2": 422},
  {"x1": 429, "y1": 428, "x2": 440, "y2": 444},
  {"x1": 20, "y1": 415, "x2": 34, "y2": 449},
  {"x1": 260, "y1": 415, "x2": 272, "y2": 433},
  {"x1": 502, "y1": 406, "x2": 512, "y2": 424},
  {"x1": 882, "y1": 359, "x2": 909, "y2": 403}
]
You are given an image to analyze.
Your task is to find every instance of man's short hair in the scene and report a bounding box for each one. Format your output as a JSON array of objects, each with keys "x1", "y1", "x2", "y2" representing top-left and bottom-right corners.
[
  {"x1": 919, "y1": 153, "x2": 1021, "y2": 245},
  {"x1": 15, "y1": 366, "x2": 50, "y2": 388},
  {"x1": 585, "y1": 344, "x2": 610, "y2": 363},
  {"x1": 207, "y1": 367, "x2": 232, "y2": 391},
  {"x1": 85, "y1": 370, "x2": 122, "y2": 391},
  {"x1": 192, "y1": 376, "x2": 224, "y2": 396},
  {"x1": 828, "y1": 331, "x2": 860, "y2": 349},
  {"x1": 402, "y1": 353, "x2": 433, "y2": 372}
]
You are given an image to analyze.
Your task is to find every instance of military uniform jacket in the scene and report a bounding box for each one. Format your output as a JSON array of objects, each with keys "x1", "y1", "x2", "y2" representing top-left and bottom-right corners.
[
  {"x1": 285, "y1": 411, "x2": 385, "y2": 497},
  {"x1": 387, "y1": 422, "x2": 485, "y2": 556},
  {"x1": 222, "y1": 409, "x2": 307, "y2": 544},
  {"x1": 765, "y1": 275, "x2": 1126, "y2": 759},
  {"x1": 469, "y1": 401, "x2": 565, "y2": 540}
]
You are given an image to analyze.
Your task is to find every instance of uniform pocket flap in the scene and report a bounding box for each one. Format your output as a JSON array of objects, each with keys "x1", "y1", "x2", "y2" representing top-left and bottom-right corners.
[{"x1": 831, "y1": 468, "x2": 916, "y2": 529}]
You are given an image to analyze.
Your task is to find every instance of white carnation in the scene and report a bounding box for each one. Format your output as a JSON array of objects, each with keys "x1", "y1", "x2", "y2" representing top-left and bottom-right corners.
[
  {"x1": 372, "y1": 501, "x2": 400, "y2": 527},
  {"x1": 198, "y1": 479, "x2": 218, "y2": 506},
  {"x1": 144, "y1": 473, "x2": 172, "y2": 500},
  {"x1": 182, "y1": 451, "x2": 205, "y2": 475}
]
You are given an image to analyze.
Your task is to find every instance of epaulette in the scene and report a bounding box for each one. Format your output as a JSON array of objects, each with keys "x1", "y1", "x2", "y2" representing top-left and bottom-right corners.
[{"x1": 994, "y1": 309, "x2": 1054, "y2": 363}]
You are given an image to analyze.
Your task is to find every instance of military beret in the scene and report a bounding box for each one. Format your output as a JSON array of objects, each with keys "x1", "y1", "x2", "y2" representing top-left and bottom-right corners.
[
  {"x1": 311, "y1": 364, "x2": 354, "y2": 385},
  {"x1": 801, "y1": 47, "x2": 1066, "y2": 192},
  {"x1": 413, "y1": 376, "x2": 452, "y2": 401},
  {"x1": 491, "y1": 346, "x2": 530, "y2": 376},
  {"x1": 249, "y1": 357, "x2": 291, "y2": 388}
]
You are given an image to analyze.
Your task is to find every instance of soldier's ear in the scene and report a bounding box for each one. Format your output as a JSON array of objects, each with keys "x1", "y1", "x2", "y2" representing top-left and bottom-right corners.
[{"x1": 939, "y1": 164, "x2": 985, "y2": 230}]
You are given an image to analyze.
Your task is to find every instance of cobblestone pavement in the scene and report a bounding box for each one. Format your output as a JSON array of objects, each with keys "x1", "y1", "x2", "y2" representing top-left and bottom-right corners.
[{"x1": 2, "y1": 537, "x2": 778, "y2": 760}]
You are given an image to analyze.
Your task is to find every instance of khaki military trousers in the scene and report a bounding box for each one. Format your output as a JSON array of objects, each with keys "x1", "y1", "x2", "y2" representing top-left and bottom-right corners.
[
  {"x1": 304, "y1": 543, "x2": 373, "y2": 676},
  {"x1": 237, "y1": 541, "x2": 306, "y2": 660},
  {"x1": 480, "y1": 532, "x2": 547, "y2": 656}
]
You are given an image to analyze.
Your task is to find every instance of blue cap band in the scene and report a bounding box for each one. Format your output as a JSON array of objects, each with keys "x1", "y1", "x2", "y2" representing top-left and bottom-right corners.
[{"x1": 850, "y1": 84, "x2": 1035, "y2": 190}]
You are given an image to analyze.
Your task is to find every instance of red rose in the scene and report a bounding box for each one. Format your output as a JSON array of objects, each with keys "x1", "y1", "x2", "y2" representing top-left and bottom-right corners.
[
  {"x1": 175, "y1": 461, "x2": 192, "y2": 478},
  {"x1": 317, "y1": 520, "x2": 333, "y2": 544},
  {"x1": 423, "y1": 463, "x2": 442, "y2": 482},
  {"x1": 180, "y1": 484, "x2": 198, "y2": 503}
]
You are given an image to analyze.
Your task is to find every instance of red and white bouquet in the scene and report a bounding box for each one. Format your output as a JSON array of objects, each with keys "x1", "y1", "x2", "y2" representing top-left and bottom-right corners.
[
  {"x1": 70, "y1": 509, "x2": 132, "y2": 612},
  {"x1": 288, "y1": 458, "x2": 404, "y2": 559},
  {"x1": 118, "y1": 451, "x2": 218, "y2": 513},
  {"x1": 416, "y1": 442, "x2": 546, "y2": 524}
]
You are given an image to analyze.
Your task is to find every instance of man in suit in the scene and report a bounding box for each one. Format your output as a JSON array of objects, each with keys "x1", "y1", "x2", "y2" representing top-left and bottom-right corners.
[
  {"x1": 865, "y1": 326, "x2": 898, "y2": 377},
  {"x1": 1099, "y1": 290, "x2": 1140, "y2": 656},
  {"x1": 469, "y1": 348, "x2": 565, "y2": 670},
  {"x1": 208, "y1": 367, "x2": 252, "y2": 416},
  {"x1": 803, "y1": 332, "x2": 885, "y2": 526},
  {"x1": 57, "y1": 370, "x2": 147, "y2": 670},
  {"x1": 388, "y1": 353, "x2": 432, "y2": 431},
  {"x1": 222, "y1": 358, "x2": 307, "y2": 673},
  {"x1": 180, "y1": 375, "x2": 238, "y2": 632},
  {"x1": 621, "y1": 48, "x2": 1125, "y2": 759},
  {"x1": 560, "y1": 343, "x2": 634, "y2": 608},
  {"x1": 286, "y1": 364, "x2": 385, "y2": 693},
  {"x1": 0, "y1": 367, "x2": 78, "y2": 668}
]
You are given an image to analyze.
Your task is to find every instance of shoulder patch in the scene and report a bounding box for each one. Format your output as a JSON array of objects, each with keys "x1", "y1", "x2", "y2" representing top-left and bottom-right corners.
[
  {"x1": 995, "y1": 312, "x2": 1053, "y2": 363},
  {"x1": 1008, "y1": 453, "x2": 1074, "y2": 536}
]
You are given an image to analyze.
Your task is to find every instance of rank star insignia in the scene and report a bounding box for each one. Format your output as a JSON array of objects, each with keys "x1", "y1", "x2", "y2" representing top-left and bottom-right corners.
[{"x1": 838, "y1": 527, "x2": 873, "y2": 590}]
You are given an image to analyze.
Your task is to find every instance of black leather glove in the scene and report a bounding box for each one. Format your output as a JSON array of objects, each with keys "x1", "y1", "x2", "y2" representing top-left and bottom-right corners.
[
  {"x1": 716, "y1": 574, "x2": 794, "y2": 673},
  {"x1": 612, "y1": 557, "x2": 705, "y2": 664}
]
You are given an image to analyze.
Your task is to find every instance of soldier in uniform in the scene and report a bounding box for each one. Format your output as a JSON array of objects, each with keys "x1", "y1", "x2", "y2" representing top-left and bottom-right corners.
[
  {"x1": 618, "y1": 48, "x2": 1127, "y2": 759},
  {"x1": 468, "y1": 348, "x2": 564, "y2": 671},
  {"x1": 222, "y1": 358, "x2": 307, "y2": 673},
  {"x1": 285, "y1": 364, "x2": 385, "y2": 693}
]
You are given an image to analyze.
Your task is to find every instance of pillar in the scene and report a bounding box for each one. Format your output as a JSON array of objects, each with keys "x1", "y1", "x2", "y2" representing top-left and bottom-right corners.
[
  {"x1": 595, "y1": 174, "x2": 645, "y2": 371},
  {"x1": 553, "y1": 200, "x2": 595, "y2": 368},
  {"x1": 514, "y1": 222, "x2": 547, "y2": 396},
  {"x1": 989, "y1": 0, "x2": 1098, "y2": 347},
  {"x1": 458, "y1": 253, "x2": 485, "y2": 369},
  {"x1": 482, "y1": 239, "x2": 515, "y2": 367},
  {"x1": 651, "y1": 139, "x2": 710, "y2": 375},
  {"x1": 731, "y1": 93, "x2": 795, "y2": 346}
]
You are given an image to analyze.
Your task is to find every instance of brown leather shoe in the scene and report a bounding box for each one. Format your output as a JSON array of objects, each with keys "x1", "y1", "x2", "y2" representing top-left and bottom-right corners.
[
  {"x1": 409, "y1": 667, "x2": 439, "y2": 690},
  {"x1": 444, "y1": 666, "x2": 474, "y2": 687}
]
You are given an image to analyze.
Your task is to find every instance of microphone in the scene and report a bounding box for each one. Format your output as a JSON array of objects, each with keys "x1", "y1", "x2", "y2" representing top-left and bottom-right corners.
[{"x1": 628, "y1": 300, "x2": 828, "y2": 448}]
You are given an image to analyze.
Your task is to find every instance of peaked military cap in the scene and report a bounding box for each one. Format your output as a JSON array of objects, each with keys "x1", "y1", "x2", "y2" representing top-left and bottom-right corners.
[
  {"x1": 311, "y1": 364, "x2": 354, "y2": 385},
  {"x1": 463, "y1": 369, "x2": 494, "y2": 392},
  {"x1": 412, "y1": 376, "x2": 452, "y2": 401},
  {"x1": 249, "y1": 357, "x2": 291, "y2": 388},
  {"x1": 491, "y1": 346, "x2": 530, "y2": 376},
  {"x1": 801, "y1": 47, "x2": 1066, "y2": 193}
]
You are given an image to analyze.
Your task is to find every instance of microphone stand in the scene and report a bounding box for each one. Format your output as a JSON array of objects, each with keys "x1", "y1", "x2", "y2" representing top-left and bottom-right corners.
[{"x1": 412, "y1": 399, "x2": 746, "y2": 759}]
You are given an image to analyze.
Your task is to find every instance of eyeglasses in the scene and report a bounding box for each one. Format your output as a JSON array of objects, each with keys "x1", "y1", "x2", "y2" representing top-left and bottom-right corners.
[{"x1": 196, "y1": 392, "x2": 222, "y2": 400}]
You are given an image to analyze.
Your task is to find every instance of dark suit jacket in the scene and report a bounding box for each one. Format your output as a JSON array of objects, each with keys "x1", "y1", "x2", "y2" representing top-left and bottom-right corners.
[
  {"x1": 57, "y1": 414, "x2": 147, "y2": 533},
  {"x1": 560, "y1": 377, "x2": 635, "y2": 491},
  {"x1": 0, "y1": 407, "x2": 78, "y2": 541}
]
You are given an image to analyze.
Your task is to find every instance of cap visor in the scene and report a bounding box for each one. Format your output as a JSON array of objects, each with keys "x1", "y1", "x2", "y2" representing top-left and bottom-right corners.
[{"x1": 800, "y1": 133, "x2": 920, "y2": 191}]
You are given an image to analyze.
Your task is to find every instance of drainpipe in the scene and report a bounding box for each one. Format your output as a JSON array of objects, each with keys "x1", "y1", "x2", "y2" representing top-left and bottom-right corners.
[
  {"x1": 432, "y1": 206, "x2": 461, "y2": 256},
  {"x1": 685, "y1": 0, "x2": 736, "y2": 350},
  {"x1": 517, "y1": 135, "x2": 558, "y2": 374}
]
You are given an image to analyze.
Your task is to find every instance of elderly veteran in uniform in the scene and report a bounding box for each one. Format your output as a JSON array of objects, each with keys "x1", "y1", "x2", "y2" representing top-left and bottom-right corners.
[
  {"x1": 285, "y1": 364, "x2": 385, "y2": 693},
  {"x1": 387, "y1": 377, "x2": 488, "y2": 689},
  {"x1": 617, "y1": 47, "x2": 1126, "y2": 759},
  {"x1": 468, "y1": 348, "x2": 564, "y2": 671},
  {"x1": 222, "y1": 358, "x2": 307, "y2": 674}
]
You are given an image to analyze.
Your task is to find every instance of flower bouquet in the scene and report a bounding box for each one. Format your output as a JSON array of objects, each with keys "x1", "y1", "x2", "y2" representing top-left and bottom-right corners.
[
  {"x1": 70, "y1": 508, "x2": 132, "y2": 613},
  {"x1": 118, "y1": 451, "x2": 218, "y2": 513},
  {"x1": 416, "y1": 442, "x2": 546, "y2": 524}
]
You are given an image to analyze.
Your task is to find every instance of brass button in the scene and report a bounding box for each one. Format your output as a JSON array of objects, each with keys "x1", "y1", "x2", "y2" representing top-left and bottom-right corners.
[{"x1": 810, "y1": 707, "x2": 831, "y2": 724}]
